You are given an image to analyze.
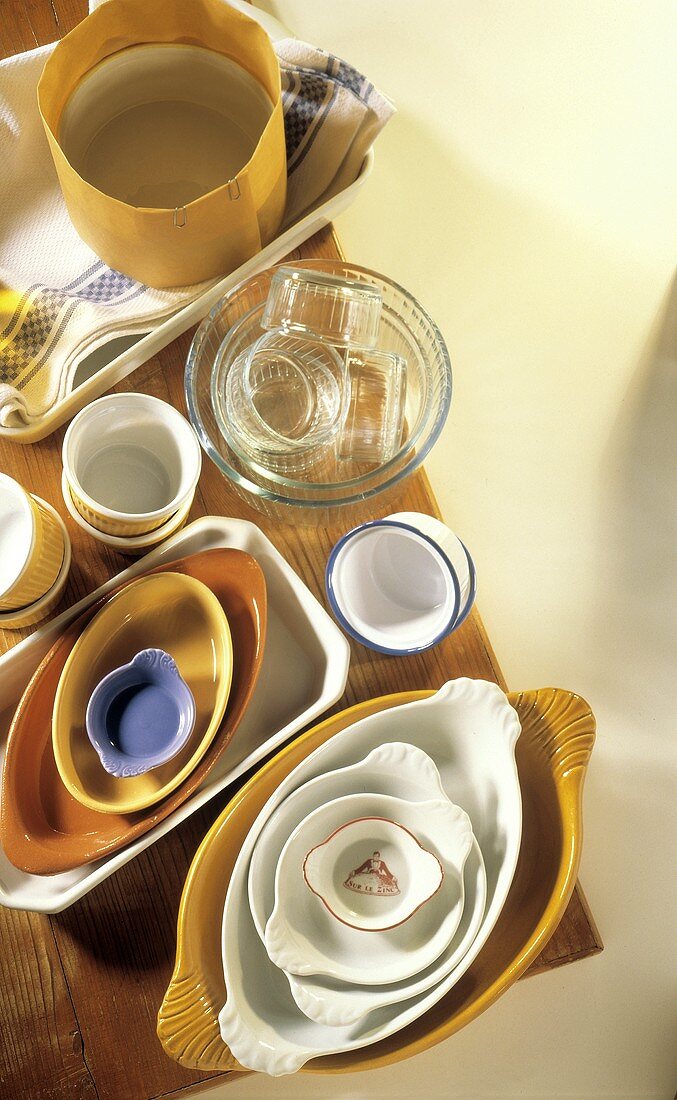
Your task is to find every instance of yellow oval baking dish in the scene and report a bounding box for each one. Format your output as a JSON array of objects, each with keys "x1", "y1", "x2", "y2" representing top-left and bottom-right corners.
[
  {"x1": 158, "y1": 686, "x2": 595, "y2": 1075},
  {"x1": 52, "y1": 571, "x2": 232, "y2": 815}
]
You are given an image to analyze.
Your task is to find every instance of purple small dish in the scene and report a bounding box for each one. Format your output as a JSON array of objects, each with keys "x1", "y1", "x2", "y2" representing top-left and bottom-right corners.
[{"x1": 85, "y1": 648, "x2": 196, "y2": 778}]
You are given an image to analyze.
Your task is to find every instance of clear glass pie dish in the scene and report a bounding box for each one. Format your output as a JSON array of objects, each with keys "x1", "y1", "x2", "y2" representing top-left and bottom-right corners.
[{"x1": 185, "y1": 260, "x2": 452, "y2": 524}]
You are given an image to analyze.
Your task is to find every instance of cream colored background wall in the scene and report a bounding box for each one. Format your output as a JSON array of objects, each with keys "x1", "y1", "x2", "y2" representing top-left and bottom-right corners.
[{"x1": 204, "y1": 2, "x2": 677, "y2": 1096}]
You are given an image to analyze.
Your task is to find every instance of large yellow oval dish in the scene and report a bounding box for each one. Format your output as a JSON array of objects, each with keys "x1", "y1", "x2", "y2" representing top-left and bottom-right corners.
[
  {"x1": 158, "y1": 686, "x2": 595, "y2": 1075},
  {"x1": 53, "y1": 572, "x2": 232, "y2": 815}
]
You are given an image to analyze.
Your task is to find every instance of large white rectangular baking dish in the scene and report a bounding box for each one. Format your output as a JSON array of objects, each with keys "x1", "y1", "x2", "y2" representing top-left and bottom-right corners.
[{"x1": 0, "y1": 516, "x2": 351, "y2": 912}]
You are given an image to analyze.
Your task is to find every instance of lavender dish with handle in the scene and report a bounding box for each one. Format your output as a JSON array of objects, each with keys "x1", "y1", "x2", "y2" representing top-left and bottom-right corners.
[{"x1": 85, "y1": 648, "x2": 196, "y2": 778}]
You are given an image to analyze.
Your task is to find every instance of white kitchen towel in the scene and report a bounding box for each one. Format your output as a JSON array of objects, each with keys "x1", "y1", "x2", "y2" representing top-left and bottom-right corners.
[{"x1": 0, "y1": 31, "x2": 393, "y2": 428}]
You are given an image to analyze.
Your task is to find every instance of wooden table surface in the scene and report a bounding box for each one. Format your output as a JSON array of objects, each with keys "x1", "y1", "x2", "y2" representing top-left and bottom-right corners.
[{"x1": 0, "y1": 4, "x2": 602, "y2": 1098}]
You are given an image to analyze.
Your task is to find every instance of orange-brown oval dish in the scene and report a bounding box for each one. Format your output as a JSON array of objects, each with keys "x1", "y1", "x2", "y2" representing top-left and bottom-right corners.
[
  {"x1": 0, "y1": 548, "x2": 266, "y2": 874},
  {"x1": 52, "y1": 572, "x2": 233, "y2": 814}
]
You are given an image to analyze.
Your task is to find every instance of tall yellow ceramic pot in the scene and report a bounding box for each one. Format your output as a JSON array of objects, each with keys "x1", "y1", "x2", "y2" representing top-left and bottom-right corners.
[{"x1": 38, "y1": 0, "x2": 287, "y2": 287}]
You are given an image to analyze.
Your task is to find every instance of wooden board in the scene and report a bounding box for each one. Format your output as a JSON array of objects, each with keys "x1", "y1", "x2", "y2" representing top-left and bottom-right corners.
[{"x1": 0, "y1": 5, "x2": 602, "y2": 1098}]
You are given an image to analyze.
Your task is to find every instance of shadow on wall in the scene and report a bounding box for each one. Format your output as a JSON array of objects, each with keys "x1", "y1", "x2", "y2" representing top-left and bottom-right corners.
[{"x1": 596, "y1": 270, "x2": 677, "y2": 706}]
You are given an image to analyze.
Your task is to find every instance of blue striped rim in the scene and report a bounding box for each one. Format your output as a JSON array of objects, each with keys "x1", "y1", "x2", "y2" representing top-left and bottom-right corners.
[{"x1": 325, "y1": 519, "x2": 463, "y2": 655}]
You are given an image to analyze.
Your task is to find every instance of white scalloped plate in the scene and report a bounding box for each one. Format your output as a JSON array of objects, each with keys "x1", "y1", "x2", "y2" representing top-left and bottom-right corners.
[
  {"x1": 247, "y1": 742, "x2": 486, "y2": 1028},
  {"x1": 264, "y1": 792, "x2": 472, "y2": 984},
  {"x1": 218, "y1": 679, "x2": 521, "y2": 1075}
]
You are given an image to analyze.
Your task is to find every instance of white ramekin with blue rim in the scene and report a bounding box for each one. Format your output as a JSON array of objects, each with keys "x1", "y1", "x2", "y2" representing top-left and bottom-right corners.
[{"x1": 325, "y1": 518, "x2": 465, "y2": 655}]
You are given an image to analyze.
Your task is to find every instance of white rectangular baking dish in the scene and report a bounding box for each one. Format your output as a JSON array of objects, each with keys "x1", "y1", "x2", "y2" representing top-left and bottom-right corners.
[{"x1": 0, "y1": 516, "x2": 351, "y2": 912}]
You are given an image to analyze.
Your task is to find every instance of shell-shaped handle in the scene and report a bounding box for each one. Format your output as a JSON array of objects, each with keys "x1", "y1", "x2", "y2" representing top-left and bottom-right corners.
[
  {"x1": 218, "y1": 999, "x2": 308, "y2": 1077},
  {"x1": 361, "y1": 741, "x2": 447, "y2": 798},
  {"x1": 289, "y1": 974, "x2": 367, "y2": 1028},
  {"x1": 509, "y1": 688, "x2": 595, "y2": 786},
  {"x1": 157, "y1": 966, "x2": 243, "y2": 1073},
  {"x1": 264, "y1": 909, "x2": 312, "y2": 976},
  {"x1": 97, "y1": 754, "x2": 149, "y2": 779},
  {"x1": 132, "y1": 647, "x2": 181, "y2": 676}
]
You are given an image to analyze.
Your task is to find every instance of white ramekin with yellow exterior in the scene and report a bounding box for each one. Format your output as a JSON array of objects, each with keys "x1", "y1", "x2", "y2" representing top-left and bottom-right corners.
[
  {"x1": 61, "y1": 470, "x2": 193, "y2": 556},
  {"x1": 0, "y1": 497, "x2": 71, "y2": 630},
  {"x1": 62, "y1": 393, "x2": 202, "y2": 537},
  {"x1": 0, "y1": 474, "x2": 65, "y2": 611}
]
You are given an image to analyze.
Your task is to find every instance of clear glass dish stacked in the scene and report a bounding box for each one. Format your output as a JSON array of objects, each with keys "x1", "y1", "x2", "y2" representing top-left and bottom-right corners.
[{"x1": 185, "y1": 260, "x2": 452, "y2": 524}]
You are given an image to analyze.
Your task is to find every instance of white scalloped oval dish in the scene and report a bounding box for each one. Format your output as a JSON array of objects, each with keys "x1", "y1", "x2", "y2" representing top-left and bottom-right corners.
[
  {"x1": 289, "y1": 837, "x2": 486, "y2": 1028},
  {"x1": 247, "y1": 739, "x2": 487, "y2": 1026},
  {"x1": 263, "y1": 792, "x2": 471, "y2": 985},
  {"x1": 219, "y1": 678, "x2": 522, "y2": 1075},
  {"x1": 248, "y1": 741, "x2": 450, "y2": 941}
]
